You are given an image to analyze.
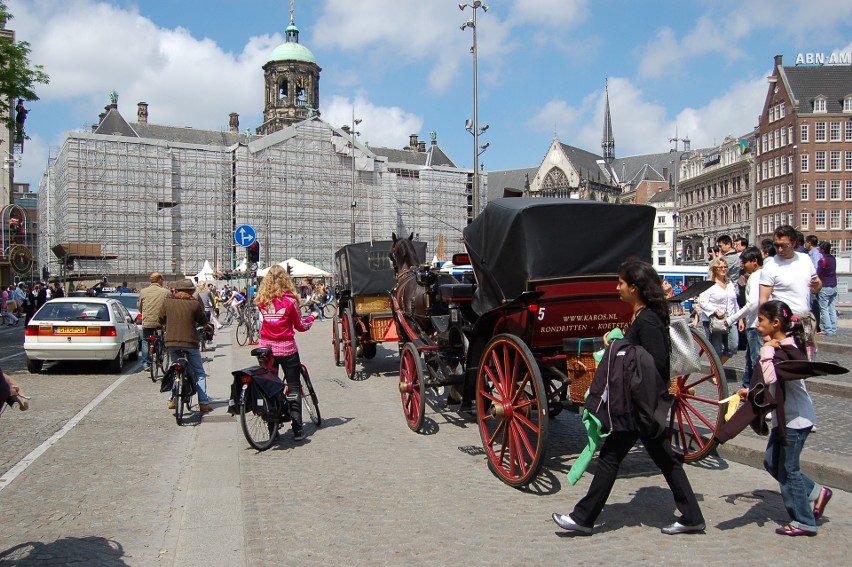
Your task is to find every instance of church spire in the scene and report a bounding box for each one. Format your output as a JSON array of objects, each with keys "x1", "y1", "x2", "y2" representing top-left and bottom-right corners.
[
  {"x1": 286, "y1": 0, "x2": 299, "y2": 43},
  {"x1": 602, "y1": 78, "x2": 615, "y2": 165}
]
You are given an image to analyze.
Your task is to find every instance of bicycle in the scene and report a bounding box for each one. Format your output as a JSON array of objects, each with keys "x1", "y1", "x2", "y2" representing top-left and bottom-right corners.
[
  {"x1": 166, "y1": 349, "x2": 197, "y2": 426},
  {"x1": 300, "y1": 298, "x2": 336, "y2": 320},
  {"x1": 221, "y1": 301, "x2": 245, "y2": 328},
  {"x1": 230, "y1": 347, "x2": 321, "y2": 451},
  {"x1": 236, "y1": 304, "x2": 259, "y2": 346},
  {"x1": 144, "y1": 328, "x2": 167, "y2": 383}
]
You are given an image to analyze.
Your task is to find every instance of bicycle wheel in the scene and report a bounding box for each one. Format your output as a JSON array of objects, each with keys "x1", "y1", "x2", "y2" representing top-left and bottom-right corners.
[
  {"x1": 300, "y1": 365, "x2": 322, "y2": 426},
  {"x1": 149, "y1": 342, "x2": 159, "y2": 383},
  {"x1": 235, "y1": 320, "x2": 249, "y2": 346},
  {"x1": 300, "y1": 303, "x2": 311, "y2": 317},
  {"x1": 239, "y1": 389, "x2": 279, "y2": 451},
  {"x1": 323, "y1": 302, "x2": 336, "y2": 319},
  {"x1": 174, "y1": 370, "x2": 185, "y2": 426}
]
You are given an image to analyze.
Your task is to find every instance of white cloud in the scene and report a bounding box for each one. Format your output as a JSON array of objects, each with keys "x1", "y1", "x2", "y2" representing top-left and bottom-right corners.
[
  {"x1": 525, "y1": 75, "x2": 767, "y2": 157},
  {"x1": 509, "y1": 0, "x2": 589, "y2": 29},
  {"x1": 323, "y1": 94, "x2": 423, "y2": 150}
]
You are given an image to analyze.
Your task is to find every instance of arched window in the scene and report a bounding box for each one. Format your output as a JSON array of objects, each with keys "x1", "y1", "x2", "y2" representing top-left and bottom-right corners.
[
  {"x1": 542, "y1": 167, "x2": 569, "y2": 192},
  {"x1": 278, "y1": 78, "x2": 288, "y2": 101}
]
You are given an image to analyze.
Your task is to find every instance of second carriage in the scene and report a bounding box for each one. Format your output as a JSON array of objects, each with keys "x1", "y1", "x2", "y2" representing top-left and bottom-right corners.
[
  {"x1": 390, "y1": 198, "x2": 729, "y2": 487},
  {"x1": 332, "y1": 240, "x2": 427, "y2": 380}
]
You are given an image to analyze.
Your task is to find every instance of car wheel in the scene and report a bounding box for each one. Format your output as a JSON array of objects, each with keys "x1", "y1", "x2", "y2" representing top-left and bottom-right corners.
[
  {"x1": 110, "y1": 346, "x2": 125, "y2": 373},
  {"x1": 27, "y1": 359, "x2": 43, "y2": 373},
  {"x1": 129, "y1": 340, "x2": 141, "y2": 361}
]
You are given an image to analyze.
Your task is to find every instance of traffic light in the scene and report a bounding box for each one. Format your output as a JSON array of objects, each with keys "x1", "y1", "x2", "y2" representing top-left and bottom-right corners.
[{"x1": 247, "y1": 241, "x2": 260, "y2": 263}]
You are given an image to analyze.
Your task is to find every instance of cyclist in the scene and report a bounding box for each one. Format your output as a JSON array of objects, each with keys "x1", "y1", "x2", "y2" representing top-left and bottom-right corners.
[
  {"x1": 160, "y1": 279, "x2": 214, "y2": 413},
  {"x1": 255, "y1": 265, "x2": 314, "y2": 440},
  {"x1": 308, "y1": 283, "x2": 328, "y2": 321},
  {"x1": 137, "y1": 272, "x2": 170, "y2": 373},
  {"x1": 223, "y1": 287, "x2": 246, "y2": 323}
]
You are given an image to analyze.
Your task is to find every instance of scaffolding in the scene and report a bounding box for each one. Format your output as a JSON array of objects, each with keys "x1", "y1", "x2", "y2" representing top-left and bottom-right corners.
[{"x1": 37, "y1": 117, "x2": 470, "y2": 283}]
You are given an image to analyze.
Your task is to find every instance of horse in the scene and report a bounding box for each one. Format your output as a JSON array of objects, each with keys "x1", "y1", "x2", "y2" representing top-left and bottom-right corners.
[{"x1": 389, "y1": 233, "x2": 427, "y2": 332}]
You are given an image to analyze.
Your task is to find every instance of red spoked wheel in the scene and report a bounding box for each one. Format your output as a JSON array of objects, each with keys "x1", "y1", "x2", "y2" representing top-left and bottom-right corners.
[
  {"x1": 476, "y1": 334, "x2": 548, "y2": 488},
  {"x1": 332, "y1": 314, "x2": 342, "y2": 366},
  {"x1": 669, "y1": 326, "x2": 729, "y2": 462},
  {"x1": 399, "y1": 342, "x2": 426, "y2": 432},
  {"x1": 341, "y1": 308, "x2": 357, "y2": 380}
]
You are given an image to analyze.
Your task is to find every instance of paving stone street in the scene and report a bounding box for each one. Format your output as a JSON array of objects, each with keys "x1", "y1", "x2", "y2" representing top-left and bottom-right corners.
[{"x1": 0, "y1": 318, "x2": 850, "y2": 566}]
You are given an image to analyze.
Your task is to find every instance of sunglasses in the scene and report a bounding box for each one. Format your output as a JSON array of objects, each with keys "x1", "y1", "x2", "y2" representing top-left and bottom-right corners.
[{"x1": 773, "y1": 242, "x2": 792, "y2": 250}]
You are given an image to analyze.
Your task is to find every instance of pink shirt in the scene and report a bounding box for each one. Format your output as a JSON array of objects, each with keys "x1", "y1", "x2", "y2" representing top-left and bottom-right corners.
[{"x1": 258, "y1": 293, "x2": 313, "y2": 356}]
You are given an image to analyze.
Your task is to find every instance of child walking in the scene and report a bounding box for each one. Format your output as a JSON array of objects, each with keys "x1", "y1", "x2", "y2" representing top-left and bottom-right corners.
[{"x1": 738, "y1": 300, "x2": 832, "y2": 536}]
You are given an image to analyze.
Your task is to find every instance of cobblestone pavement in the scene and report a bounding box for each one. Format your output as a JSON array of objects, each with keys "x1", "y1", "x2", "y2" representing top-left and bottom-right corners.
[{"x1": 1, "y1": 322, "x2": 850, "y2": 565}]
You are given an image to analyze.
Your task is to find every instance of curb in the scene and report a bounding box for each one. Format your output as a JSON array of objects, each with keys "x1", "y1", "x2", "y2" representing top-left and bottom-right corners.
[{"x1": 717, "y1": 434, "x2": 852, "y2": 493}]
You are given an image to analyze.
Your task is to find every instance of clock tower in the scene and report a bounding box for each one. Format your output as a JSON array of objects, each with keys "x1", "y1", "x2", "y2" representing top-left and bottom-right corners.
[{"x1": 257, "y1": 1, "x2": 321, "y2": 135}]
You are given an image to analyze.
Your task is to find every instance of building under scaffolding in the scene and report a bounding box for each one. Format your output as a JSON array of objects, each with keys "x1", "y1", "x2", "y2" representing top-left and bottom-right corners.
[{"x1": 37, "y1": 105, "x2": 472, "y2": 285}]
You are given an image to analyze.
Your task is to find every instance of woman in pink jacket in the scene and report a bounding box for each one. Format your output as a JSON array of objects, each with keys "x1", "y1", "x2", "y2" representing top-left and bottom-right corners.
[{"x1": 255, "y1": 265, "x2": 314, "y2": 440}]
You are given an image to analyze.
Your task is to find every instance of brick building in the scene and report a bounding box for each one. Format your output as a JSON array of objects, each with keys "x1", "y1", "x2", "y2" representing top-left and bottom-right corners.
[{"x1": 755, "y1": 54, "x2": 852, "y2": 251}]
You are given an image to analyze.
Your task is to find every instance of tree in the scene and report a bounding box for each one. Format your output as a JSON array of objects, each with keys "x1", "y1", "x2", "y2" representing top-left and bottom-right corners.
[{"x1": 0, "y1": 1, "x2": 49, "y2": 141}]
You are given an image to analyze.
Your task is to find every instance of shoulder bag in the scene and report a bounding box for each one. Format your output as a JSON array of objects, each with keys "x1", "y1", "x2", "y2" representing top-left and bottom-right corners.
[{"x1": 669, "y1": 318, "x2": 702, "y2": 377}]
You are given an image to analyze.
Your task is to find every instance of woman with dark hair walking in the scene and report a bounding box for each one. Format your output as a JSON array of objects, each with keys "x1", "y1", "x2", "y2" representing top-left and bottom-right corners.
[{"x1": 552, "y1": 259, "x2": 705, "y2": 536}]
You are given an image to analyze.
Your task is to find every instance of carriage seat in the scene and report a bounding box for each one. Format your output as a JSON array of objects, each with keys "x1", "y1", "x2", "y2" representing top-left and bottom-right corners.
[{"x1": 439, "y1": 283, "x2": 474, "y2": 301}]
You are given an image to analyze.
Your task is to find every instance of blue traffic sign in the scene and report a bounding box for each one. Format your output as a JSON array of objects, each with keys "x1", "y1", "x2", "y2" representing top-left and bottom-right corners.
[{"x1": 234, "y1": 224, "x2": 257, "y2": 247}]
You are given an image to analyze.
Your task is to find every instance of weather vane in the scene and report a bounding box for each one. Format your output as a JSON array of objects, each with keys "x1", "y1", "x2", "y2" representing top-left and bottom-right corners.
[{"x1": 290, "y1": 0, "x2": 295, "y2": 24}]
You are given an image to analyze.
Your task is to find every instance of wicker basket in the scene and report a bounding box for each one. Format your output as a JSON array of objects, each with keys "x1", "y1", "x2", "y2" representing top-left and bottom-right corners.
[
  {"x1": 567, "y1": 351, "x2": 598, "y2": 404},
  {"x1": 369, "y1": 317, "x2": 393, "y2": 341}
]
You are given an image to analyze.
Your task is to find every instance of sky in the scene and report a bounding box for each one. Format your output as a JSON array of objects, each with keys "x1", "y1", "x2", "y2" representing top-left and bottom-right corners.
[{"x1": 6, "y1": 0, "x2": 852, "y2": 190}]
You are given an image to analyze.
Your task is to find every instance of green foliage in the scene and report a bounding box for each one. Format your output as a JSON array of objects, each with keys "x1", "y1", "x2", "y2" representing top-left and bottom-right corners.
[{"x1": 0, "y1": 1, "x2": 50, "y2": 134}]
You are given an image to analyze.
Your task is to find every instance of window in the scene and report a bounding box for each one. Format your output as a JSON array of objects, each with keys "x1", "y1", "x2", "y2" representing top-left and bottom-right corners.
[
  {"x1": 801, "y1": 212, "x2": 809, "y2": 229},
  {"x1": 815, "y1": 210, "x2": 826, "y2": 229},
  {"x1": 846, "y1": 239, "x2": 852, "y2": 252},
  {"x1": 815, "y1": 151, "x2": 826, "y2": 171},
  {"x1": 779, "y1": 103, "x2": 785, "y2": 118},
  {"x1": 814, "y1": 97, "x2": 826, "y2": 112},
  {"x1": 815, "y1": 180, "x2": 826, "y2": 200},
  {"x1": 776, "y1": 185, "x2": 783, "y2": 204},
  {"x1": 769, "y1": 187, "x2": 775, "y2": 205},
  {"x1": 657, "y1": 251, "x2": 667, "y2": 266},
  {"x1": 657, "y1": 215, "x2": 665, "y2": 224},
  {"x1": 845, "y1": 210, "x2": 852, "y2": 229},
  {"x1": 658, "y1": 230, "x2": 666, "y2": 243},
  {"x1": 847, "y1": 180, "x2": 852, "y2": 200},
  {"x1": 831, "y1": 239, "x2": 840, "y2": 251},
  {"x1": 847, "y1": 151, "x2": 852, "y2": 171},
  {"x1": 769, "y1": 106, "x2": 776, "y2": 122},
  {"x1": 769, "y1": 159, "x2": 775, "y2": 178},
  {"x1": 847, "y1": 121, "x2": 852, "y2": 141},
  {"x1": 815, "y1": 122, "x2": 826, "y2": 141},
  {"x1": 781, "y1": 127, "x2": 788, "y2": 146},
  {"x1": 830, "y1": 122, "x2": 841, "y2": 141},
  {"x1": 801, "y1": 153, "x2": 809, "y2": 171},
  {"x1": 801, "y1": 183, "x2": 809, "y2": 201},
  {"x1": 831, "y1": 151, "x2": 842, "y2": 171},
  {"x1": 831, "y1": 180, "x2": 841, "y2": 200},
  {"x1": 761, "y1": 134, "x2": 768, "y2": 153},
  {"x1": 800, "y1": 124, "x2": 809, "y2": 142},
  {"x1": 845, "y1": 97, "x2": 852, "y2": 112},
  {"x1": 830, "y1": 210, "x2": 841, "y2": 230},
  {"x1": 762, "y1": 161, "x2": 768, "y2": 179}
]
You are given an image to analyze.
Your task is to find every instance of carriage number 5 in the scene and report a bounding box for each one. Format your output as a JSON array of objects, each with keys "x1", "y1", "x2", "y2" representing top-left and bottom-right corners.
[{"x1": 537, "y1": 307, "x2": 546, "y2": 320}]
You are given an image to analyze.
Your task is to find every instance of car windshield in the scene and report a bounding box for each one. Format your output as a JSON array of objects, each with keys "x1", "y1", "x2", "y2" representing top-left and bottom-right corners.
[
  {"x1": 35, "y1": 302, "x2": 111, "y2": 322},
  {"x1": 110, "y1": 295, "x2": 138, "y2": 312}
]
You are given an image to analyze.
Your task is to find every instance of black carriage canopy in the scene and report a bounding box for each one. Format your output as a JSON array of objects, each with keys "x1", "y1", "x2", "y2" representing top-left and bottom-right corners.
[
  {"x1": 463, "y1": 198, "x2": 655, "y2": 314},
  {"x1": 335, "y1": 240, "x2": 428, "y2": 296}
]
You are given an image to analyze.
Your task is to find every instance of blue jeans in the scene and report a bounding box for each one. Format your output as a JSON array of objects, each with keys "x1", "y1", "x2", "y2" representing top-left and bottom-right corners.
[
  {"x1": 741, "y1": 328, "x2": 763, "y2": 388},
  {"x1": 703, "y1": 321, "x2": 738, "y2": 359},
  {"x1": 817, "y1": 286, "x2": 837, "y2": 335},
  {"x1": 167, "y1": 347, "x2": 209, "y2": 403},
  {"x1": 764, "y1": 426, "x2": 821, "y2": 532}
]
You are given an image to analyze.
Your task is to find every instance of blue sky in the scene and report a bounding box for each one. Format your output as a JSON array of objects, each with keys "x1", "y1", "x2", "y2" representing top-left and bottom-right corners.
[{"x1": 7, "y1": 0, "x2": 852, "y2": 189}]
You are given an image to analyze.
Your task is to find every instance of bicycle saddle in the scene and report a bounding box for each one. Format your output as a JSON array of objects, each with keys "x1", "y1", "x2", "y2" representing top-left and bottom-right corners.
[{"x1": 250, "y1": 347, "x2": 273, "y2": 358}]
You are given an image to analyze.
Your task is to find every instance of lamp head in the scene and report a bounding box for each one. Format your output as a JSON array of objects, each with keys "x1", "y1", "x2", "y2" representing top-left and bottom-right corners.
[
  {"x1": 480, "y1": 142, "x2": 490, "y2": 150},
  {"x1": 465, "y1": 119, "x2": 473, "y2": 130},
  {"x1": 459, "y1": 3, "x2": 468, "y2": 9},
  {"x1": 479, "y1": 124, "x2": 489, "y2": 133}
]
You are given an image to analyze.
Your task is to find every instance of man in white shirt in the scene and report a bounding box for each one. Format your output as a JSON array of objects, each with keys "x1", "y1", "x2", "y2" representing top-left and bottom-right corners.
[{"x1": 759, "y1": 225, "x2": 821, "y2": 360}]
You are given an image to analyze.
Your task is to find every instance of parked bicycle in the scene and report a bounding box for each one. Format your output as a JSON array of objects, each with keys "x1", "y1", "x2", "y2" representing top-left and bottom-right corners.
[
  {"x1": 235, "y1": 303, "x2": 260, "y2": 346},
  {"x1": 163, "y1": 348, "x2": 197, "y2": 426},
  {"x1": 228, "y1": 346, "x2": 321, "y2": 451},
  {"x1": 144, "y1": 328, "x2": 167, "y2": 383}
]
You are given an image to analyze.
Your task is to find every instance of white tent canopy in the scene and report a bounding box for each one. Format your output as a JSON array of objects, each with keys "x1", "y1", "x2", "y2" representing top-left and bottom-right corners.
[
  {"x1": 256, "y1": 258, "x2": 332, "y2": 278},
  {"x1": 193, "y1": 260, "x2": 216, "y2": 282}
]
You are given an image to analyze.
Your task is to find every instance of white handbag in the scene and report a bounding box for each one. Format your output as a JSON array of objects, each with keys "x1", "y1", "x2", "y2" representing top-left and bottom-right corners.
[{"x1": 669, "y1": 319, "x2": 702, "y2": 377}]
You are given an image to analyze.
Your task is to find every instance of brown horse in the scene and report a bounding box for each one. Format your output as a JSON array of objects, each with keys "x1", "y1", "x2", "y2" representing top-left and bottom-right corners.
[{"x1": 389, "y1": 233, "x2": 426, "y2": 336}]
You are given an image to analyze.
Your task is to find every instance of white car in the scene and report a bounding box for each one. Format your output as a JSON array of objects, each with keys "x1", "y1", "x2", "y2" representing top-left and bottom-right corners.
[{"x1": 24, "y1": 297, "x2": 142, "y2": 373}]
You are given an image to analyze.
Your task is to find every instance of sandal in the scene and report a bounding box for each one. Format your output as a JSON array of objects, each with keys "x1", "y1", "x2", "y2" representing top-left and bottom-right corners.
[
  {"x1": 813, "y1": 487, "x2": 833, "y2": 520},
  {"x1": 775, "y1": 524, "x2": 816, "y2": 537}
]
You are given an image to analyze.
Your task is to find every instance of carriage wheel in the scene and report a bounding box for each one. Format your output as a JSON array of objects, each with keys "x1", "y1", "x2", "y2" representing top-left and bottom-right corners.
[
  {"x1": 669, "y1": 326, "x2": 729, "y2": 462},
  {"x1": 399, "y1": 342, "x2": 426, "y2": 432},
  {"x1": 341, "y1": 308, "x2": 357, "y2": 380},
  {"x1": 476, "y1": 334, "x2": 548, "y2": 488},
  {"x1": 332, "y1": 315, "x2": 342, "y2": 366}
]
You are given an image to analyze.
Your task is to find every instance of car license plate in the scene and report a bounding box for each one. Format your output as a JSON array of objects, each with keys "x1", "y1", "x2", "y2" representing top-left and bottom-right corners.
[{"x1": 55, "y1": 326, "x2": 87, "y2": 334}]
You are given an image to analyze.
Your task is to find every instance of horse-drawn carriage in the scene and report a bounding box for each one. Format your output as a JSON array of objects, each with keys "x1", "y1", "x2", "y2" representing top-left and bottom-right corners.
[
  {"x1": 390, "y1": 198, "x2": 728, "y2": 487},
  {"x1": 332, "y1": 240, "x2": 427, "y2": 380}
]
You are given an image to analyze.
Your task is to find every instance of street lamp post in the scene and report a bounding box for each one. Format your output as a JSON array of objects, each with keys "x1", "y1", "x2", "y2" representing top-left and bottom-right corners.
[
  {"x1": 460, "y1": 1, "x2": 488, "y2": 220},
  {"x1": 349, "y1": 106, "x2": 362, "y2": 244},
  {"x1": 669, "y1": 134, "x2": 690, "y2": 265}
]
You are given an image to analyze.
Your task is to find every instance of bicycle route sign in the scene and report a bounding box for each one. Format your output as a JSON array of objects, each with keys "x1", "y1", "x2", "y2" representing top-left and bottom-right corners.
[{"x1": 234, "y1": 224, "x2": 256, "y2": 247}]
